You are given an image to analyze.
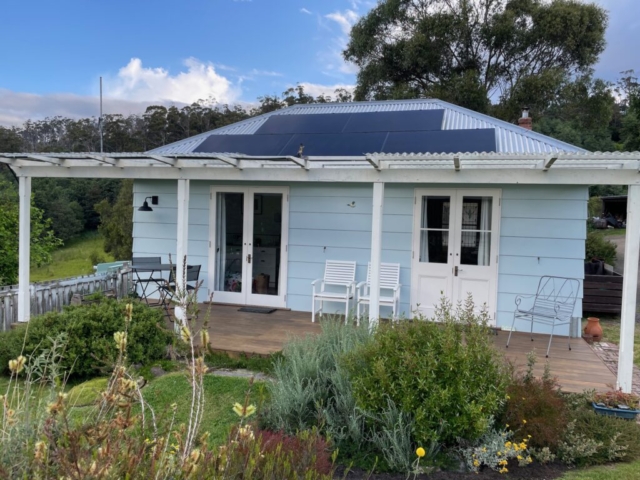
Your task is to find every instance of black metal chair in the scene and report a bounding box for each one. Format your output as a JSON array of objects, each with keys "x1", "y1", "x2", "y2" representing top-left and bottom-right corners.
[
  {"x1": 131, "y1": 257, "x2": 164, "y2": 301},
  {"x1": 506, "y1": 276, "x2": 580, "y2": 357},
  {"x1": 159, "y1": 265, "x2": 201, "y2": 319}
]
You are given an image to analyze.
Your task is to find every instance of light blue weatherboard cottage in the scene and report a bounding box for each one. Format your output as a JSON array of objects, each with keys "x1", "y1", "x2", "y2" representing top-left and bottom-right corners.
[{"x1": 132, "y1": 99, "x2": 588, "y2": 337}]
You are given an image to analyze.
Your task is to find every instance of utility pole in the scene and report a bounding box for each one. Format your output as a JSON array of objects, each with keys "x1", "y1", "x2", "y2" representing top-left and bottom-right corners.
[{"x1": 99, "y1": 76, "x2": 104, "y2": 153}]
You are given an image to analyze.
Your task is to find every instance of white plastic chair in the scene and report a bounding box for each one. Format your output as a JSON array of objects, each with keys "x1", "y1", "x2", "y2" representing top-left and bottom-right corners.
[
  {"x1": 356, "y1": 262, "x2": 401, "y2": 323},
  {"x1": 311, "y1": 260, "x2": 357, "y2": 322}
]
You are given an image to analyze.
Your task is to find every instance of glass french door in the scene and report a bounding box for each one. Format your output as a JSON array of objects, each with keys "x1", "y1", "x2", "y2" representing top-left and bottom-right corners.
[
  {"x1": 209, "y1": 186, "x2": 289, "y2": 308},
  {"x1": 411, "y1": 189, "x2": 500, "y2": 321}
]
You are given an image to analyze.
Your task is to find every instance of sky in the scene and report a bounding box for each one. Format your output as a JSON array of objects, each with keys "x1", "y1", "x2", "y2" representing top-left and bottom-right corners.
[{"x1": 0, "y1": 0, "x2": 637, "y2": 126}]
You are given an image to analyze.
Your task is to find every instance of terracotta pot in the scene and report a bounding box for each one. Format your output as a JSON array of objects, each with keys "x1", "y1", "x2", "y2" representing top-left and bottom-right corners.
[{"x1": 584, "y1": 317, "x2": 603, "y2": 342}]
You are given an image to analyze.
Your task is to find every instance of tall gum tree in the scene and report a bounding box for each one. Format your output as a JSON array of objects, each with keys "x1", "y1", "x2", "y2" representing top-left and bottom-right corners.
[{"x1": 344, "y1": 0, "x2": 608, "y2": 120}]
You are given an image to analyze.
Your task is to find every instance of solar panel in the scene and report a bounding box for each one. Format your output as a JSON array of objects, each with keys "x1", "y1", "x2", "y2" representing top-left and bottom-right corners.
[
  {"x1": 382, "y1": 129, "x2": 496, "y2": 154},
  {"x1": 280, "y1": 133, "x2": 388, "y2": 156},
  {"x1": 254, "y1": 113, "x2": 350, "y2": 135},
  {"x1": 193, "y1": 134, "x2": 293, "y2": 155},
  {"x1": 343, "y1": 110, "x2": 444, "y2": 133}
]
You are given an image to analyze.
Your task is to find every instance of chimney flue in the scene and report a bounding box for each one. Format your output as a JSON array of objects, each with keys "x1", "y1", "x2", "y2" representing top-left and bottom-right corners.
[{"x1": 518, "y1": 107, "x2": 532, "y2": 130}]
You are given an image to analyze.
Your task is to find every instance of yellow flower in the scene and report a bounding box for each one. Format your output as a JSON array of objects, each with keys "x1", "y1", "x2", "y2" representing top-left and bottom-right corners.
[
  {"x1": 505, "y1": 424, "x2": 509, "y2": 429},
  {"x1": 416, "y1": 447, "x2": 426, "y2": 458},
  {"x1": 527, "y1": 435, "x2": 532, "y2": 439},
  {"x1": 522, "y1": 419, "x2": 527, "y2": 424},
  {"x1": 473, "y1": 459, "x2": 480, "y2": 467},
  {"x1": 200, "y1": 330, "x2": 210, "y2": 346},
  {"x1": 482, "y1": 447, "x2": 487, "y2": 453},
  {"x1": 497, "y1": 451, "x2": 502, "y2": 456},
  {"x1": 8, "y1": 355, "x2": 26, "y2": 374},
  {"x1": 517, "y1": 455, "x2": 523, "y2": 461},
  {"x1": 232, "y1": 402, "x2": 257, "y2": 418},
  {"x1": 527, "y1": 456, "x2": 533, "y2": 464},
  {"x1": 505, "y1": 441, "x2": 512, "y2": 448},
  {"x1": 506, "y1": 395, "x2": 510, "y2": 400},
  {"x1": 180, "y1": 326, "x2": 191, "y2": 343},
  {"x1": 499, "y1": 459, "x2": 508, "y2": 466},
  {"x1": 499, "y1": 467, "x2": 509, "y2": 474}
]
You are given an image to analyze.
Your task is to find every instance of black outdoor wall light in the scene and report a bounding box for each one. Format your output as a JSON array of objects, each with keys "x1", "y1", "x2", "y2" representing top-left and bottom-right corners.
[{"x1": 138, "y1": 196, "x2": 159, "y2": 212}]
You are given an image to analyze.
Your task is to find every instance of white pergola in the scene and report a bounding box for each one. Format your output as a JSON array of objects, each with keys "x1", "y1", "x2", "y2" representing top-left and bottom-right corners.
[{"x1": 3, "y1": 150, "x2": 640, "y2": 392}]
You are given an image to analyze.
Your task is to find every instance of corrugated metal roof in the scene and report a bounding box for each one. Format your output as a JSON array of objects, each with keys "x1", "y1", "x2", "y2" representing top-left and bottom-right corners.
[{"x1": 149, "y1": 99, "x2": 585, "y2": 155}]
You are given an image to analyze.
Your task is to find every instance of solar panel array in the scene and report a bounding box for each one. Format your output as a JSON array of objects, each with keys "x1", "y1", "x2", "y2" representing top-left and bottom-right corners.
[{"x1": 194, "y1": 110, "x2": 497, "y2": 156}]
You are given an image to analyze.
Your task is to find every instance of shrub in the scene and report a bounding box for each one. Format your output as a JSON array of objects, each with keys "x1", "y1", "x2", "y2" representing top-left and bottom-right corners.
[
  {"x1": 585, "y1": 231, "x2": 617, "y2": 264},
  {"x1": 558, "y1": 409, "x2": 640, "y2": 466},
  {"x1": 0, "y1": 297, "x2": 172, "y2": 378},
  {"x1": 343, "y1": 295, "x2": 510, "y2": 446},
  {"x1": 502, "y1": 354, "x2": 568, "y2": 450}
]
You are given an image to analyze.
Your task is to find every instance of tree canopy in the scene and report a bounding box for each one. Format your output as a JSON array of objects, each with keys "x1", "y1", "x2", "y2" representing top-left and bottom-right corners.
[{"x1": 344, "y1": 0, "x2": 607, "y2": 121}]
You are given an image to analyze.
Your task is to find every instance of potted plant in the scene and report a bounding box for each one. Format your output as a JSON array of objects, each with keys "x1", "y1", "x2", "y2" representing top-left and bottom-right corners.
[{"x1": 592, "y1": 390, "x2": 640, "y2": 420}]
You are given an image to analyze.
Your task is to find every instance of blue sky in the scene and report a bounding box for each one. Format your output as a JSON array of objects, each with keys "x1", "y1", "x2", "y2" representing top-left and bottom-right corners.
[{"x1": 0, "y1": 0, "x2": 636, "y2": 125}]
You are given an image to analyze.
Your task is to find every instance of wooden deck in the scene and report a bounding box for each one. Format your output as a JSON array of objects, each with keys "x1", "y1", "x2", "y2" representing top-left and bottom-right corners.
[{"x1": 189, "y1": 304, "x2": 615, "y2": 393}]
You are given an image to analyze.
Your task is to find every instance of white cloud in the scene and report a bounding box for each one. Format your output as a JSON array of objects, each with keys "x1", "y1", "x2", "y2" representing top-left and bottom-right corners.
[
  {"x1": 106, "y1": 57, "x2": 240, "y2": 105},
  {"x1": 297, "y1": 82, "x2": 355, "y2": 99},
  {"x1": 249, "y1": 69, "x2": 283, "y2": 77},
  {"x1": 0, "y1": 89, "x2": 160, "y2": 126},
  {"x1": 325, "y1": 9, "x2": 359, "y2": 36},
  {"x1": 300, "y1": 8, "x2": 312, "y2": 15}
]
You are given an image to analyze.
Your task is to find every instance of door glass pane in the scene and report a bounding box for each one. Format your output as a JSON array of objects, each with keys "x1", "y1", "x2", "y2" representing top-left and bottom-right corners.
[
  {"x1": 459, "y1": 196, "x2": 492, "y2": 266},
  {"x1": 251, "y1": 193, "x2": 282, "y2": 296},
  {"x1": 419, "y1": 196, "x2": 450, "y2": 263},
  {"x1": 215, "y1": 193, "x2": 244, "y2": 292}
]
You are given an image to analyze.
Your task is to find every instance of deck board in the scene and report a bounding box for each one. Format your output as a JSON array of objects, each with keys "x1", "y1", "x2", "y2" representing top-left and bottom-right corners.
[{"x1": 178, "y1": 304, "x2": 616, "y2": 393}]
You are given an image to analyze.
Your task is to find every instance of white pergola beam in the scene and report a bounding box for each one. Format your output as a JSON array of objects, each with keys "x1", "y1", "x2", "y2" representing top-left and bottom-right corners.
[
  {"x1": 149, "y1": 155, "x2": 177, "y2": 166},
  {"x1": 454, "y1": 156, "x2": 461, "y2": 171},
  {"x1": 542, "y1": 156, "x2": 558, "y2": 171},
  {"x1": 286, "y1": 156, "x2": 309, "y2": 170},
  {"x1": 369, "y1": 182, "x2": 384, "y2": 326},
  {"x1": 366, "y1": 155, "x2": 381, "y2": 171},
  {"x1": 18, "y1": 176, "x2": 31, "y2": 323},
  {"x1": 214, "y1": 155, "x2": 241, "y2": 169},
  {"x1": 617, "y1": 184, "x2": 640, "y2": 392},
  {"x1": 26, "y1": 154, "x2": 63, "y2": 165},
  {"x1": 88, "y1": 154, "x2": 118, "y2": 166}
]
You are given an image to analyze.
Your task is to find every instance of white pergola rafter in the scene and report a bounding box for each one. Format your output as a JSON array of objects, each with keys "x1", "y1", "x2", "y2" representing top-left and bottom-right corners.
[{"x1": 148, "y1": 155, "x2": 177, "y2": 166}]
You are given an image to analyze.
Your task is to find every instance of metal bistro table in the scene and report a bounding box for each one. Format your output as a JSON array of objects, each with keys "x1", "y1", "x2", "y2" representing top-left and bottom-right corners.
[{"x1": 131, "y1": 263, "x2": 175, "y2": 305}]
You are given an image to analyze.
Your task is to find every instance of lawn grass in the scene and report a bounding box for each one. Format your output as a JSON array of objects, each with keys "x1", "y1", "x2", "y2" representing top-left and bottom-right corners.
[
  {"x1": 137, "y1": 373, "x2": 268, "y2": 445},
  {"x1": 561, "y1": 460, "x2": 640, "y2": 479},
  {"x1": 205, "y1": 350, "x2": 282, "y2": 374},
  {"x1": 591, "y1": 228, "x2": 626, "y2": 238},
  {"x1": 31, "y1": 231, "x2": 114, "y2": 282}
]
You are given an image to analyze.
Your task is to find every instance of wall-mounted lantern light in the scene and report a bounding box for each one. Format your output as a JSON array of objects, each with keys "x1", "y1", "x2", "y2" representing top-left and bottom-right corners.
[{"x1": 138, "y1": 196, "x2": 159, "y2": 212}]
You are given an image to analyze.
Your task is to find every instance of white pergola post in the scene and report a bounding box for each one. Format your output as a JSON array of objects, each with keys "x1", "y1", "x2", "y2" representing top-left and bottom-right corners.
[
  {"x1": 617, "y1": 184, "x2": 640, "y2": 393},
  {"x1": 369, "y1": 182, "x2": 384, "y2": 326},
  {"x1": 175, "y1": 179, "x2": 190, "y2": 324},
  {"x1": 18, "y1": 176, "x2": 31, "y2": 323}
]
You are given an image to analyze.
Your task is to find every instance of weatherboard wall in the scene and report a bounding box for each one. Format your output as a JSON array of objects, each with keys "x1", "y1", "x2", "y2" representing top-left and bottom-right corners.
[{"x1": 133, "y1": 180, "x2": 587, "y2": 335}]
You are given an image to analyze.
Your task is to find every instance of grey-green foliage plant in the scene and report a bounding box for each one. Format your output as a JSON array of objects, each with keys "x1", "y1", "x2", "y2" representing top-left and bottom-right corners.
[
  {"x1": 367, "y1": 397, "x2": 418, "y2": 473},
  {"x1": 262, "y1": 318, "x2": 373, "y2": 450},
  {"x1": 343, "y1": 295, "x2": 510, "y2": 447}
]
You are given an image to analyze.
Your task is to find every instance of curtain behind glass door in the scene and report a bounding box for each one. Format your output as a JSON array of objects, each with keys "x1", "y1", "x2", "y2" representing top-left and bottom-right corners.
[{"x1": 214, "y1": 192, "x2": 244, "y2": 292}]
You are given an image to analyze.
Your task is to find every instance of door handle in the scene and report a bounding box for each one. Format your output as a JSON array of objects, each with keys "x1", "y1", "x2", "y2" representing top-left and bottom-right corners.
[
  {"x1": 247, "y1": 254, "x2": 252, "y2": 264},
  {"x1": 454, "y1": 266, "x2": 458, "y2": 276}
]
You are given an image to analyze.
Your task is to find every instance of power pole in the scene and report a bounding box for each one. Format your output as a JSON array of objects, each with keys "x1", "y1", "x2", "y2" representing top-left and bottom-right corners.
[{"x1": 99, "y1": 76, "x2": 104, "y2": 153}]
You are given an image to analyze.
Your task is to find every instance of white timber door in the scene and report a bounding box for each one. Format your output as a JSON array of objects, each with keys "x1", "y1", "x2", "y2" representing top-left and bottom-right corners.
[
  {"x1": 209, "y1": 186, "x2": 289, "y2": 308},
  {"x1": 411, "y1": 188, "x2": 501, "y2": 322}
]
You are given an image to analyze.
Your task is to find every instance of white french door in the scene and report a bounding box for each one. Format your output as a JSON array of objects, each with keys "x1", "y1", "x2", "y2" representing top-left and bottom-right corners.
[
  {"x1": 208, "y1": 186, "x2": 289, "y2": 308},
  {"x1": 411, "y1": 189, "x2": 501, "y2": 322}
]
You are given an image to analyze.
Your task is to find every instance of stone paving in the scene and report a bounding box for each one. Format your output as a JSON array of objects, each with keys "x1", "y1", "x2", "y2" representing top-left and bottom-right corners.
[{"x1": 590, "y1": 340, "x2": 640, "y2": 396}]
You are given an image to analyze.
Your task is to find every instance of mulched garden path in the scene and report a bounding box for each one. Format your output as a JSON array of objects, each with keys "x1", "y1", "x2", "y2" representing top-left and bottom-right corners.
[{"x1": 337, "y1": 462, "x2": 569, "y2": 479}]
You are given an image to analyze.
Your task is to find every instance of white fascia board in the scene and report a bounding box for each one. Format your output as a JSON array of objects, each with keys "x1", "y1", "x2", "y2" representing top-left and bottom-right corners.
[{"x1": 13, "y1": 164, "x2": 640, "y2": 185}]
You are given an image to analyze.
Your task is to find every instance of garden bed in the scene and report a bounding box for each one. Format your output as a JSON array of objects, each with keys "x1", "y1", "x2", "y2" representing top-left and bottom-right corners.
[{"x1": 340, "y1": 462, "x2": 568, "y2": 479}]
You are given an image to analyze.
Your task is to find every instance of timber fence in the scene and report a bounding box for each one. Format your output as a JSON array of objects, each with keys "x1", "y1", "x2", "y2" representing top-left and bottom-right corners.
[{"x1": 0, "y1": 269, "x2": 133, "y2": 331}]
